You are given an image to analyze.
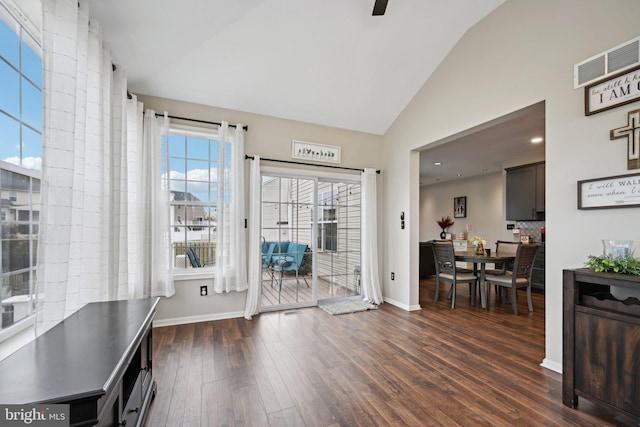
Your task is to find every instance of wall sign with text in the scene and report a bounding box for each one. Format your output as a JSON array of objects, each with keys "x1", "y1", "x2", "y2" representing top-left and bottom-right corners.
[
  {"x1": 585, "y1": 65, "x2": 640, "y2": 116},
  {"x1": 577, "y1": 172, "x2": 640, "y2": 209},
  {"x1": 291, "y1": 140, "x2": 341, "y2": 164}
]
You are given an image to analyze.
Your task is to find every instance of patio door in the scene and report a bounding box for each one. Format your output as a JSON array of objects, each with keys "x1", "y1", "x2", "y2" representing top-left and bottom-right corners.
[{"x1": 260, "y1": 173, "x2": 361, "y2": 311}]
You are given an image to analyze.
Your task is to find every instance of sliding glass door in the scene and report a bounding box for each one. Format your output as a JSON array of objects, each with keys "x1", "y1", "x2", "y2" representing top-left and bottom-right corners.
[{"x1": 259, "y1": 173, "x2": 361, "y2": 311}]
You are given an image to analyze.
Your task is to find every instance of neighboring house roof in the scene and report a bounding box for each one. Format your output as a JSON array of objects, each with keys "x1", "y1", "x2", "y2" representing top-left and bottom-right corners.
[{"x1": 170, "y1": 191, "x2": 201, "y2": 202}]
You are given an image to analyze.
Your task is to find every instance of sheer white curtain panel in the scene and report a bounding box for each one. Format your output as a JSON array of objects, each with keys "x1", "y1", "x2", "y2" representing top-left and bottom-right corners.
[
  {"x1": 244, "y1": 155, "x2": 262, "y2": 319},
  {"x1": 214, "y1": 122, "x2": 248, "y2": 293},
  {"x1": 140, "y1": 110, "x2": 173, "y2": 297},
  {"x1": 361, "y1": 168, "x2": 383, "y2": 304},
  {"x1": 37, "y1": 0, "x2": 169, "y2": 335}
]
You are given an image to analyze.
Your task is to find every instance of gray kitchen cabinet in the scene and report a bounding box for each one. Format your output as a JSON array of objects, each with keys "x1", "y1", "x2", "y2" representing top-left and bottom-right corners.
[{"x1": 506, "y1": 161, "x2": 545, "y2": 220}]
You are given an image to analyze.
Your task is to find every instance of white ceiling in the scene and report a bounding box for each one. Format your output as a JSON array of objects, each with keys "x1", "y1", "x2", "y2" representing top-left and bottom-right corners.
[
  {"x1": 419, "y1": 102, "x2": 546, "y2": 185},
  {"x1": 84, "y1": 0, "x2": 505, "y2": 135},
  {"x1": 20, "y1": 0, "x2": 539, "y2": 184}
]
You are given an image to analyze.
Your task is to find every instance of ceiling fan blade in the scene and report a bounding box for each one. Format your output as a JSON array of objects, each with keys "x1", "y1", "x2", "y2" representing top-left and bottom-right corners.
[{"x1": 372, "y1": 0, "x2": 388, "y2": 16}]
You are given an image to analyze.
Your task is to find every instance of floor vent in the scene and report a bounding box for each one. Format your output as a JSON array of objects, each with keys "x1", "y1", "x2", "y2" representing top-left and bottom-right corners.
[
  {"x1": 283, "y1": 310, "x2": 302, "y2": 316},
  {"x1": 574, "y1": 37, "x2": 640, "y2": 89}
]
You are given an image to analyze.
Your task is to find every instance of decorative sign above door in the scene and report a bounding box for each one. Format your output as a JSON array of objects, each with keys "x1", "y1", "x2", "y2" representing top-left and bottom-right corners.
[
  {"x1": 585, "y1": 65, "x2": 640, "y2": 116},
  {"x1": 291, "y1": 140, "x2": 341, "y2": 164},
  {"x1": 610, "y1": 109, "x2": 640, "y2": 170}
]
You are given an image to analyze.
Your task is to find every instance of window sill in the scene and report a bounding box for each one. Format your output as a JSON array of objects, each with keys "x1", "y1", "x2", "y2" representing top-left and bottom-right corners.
[
  {"x1": 0, "y1": 316, "x2": 36, "y2": 361},
  {"x1": 172, "y1": 268, "x2": 215, "y2": 281},
  {"x1": 0, "y1": 315, "x2": 35, "y2": 344}
]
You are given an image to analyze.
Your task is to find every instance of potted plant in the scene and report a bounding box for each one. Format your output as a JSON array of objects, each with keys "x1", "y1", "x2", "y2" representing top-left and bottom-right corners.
[{"x1": 436, "y1": 216, "x2": 455, "y2": 239}]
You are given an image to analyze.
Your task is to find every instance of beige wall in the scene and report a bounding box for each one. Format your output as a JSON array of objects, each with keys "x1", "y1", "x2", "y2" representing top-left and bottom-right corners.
[
  {"x1": 382, "y1": 0, "x2": 640, "y2": 372},
  {"x1": 420, "y1": 172, "x2": 506, "y2": 244},
  {"x1": 138, "y1": 95, "x2": 383, "y2": 324}
]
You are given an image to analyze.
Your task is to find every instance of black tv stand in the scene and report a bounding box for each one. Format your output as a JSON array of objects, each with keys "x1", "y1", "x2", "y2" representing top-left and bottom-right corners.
[{"x1": 0, "y1": 298, "x2": 159, "y2": 426}]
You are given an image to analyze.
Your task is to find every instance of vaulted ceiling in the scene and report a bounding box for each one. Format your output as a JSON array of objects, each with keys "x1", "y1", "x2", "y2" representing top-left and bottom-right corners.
[{"x1": 85, "y1": 0, "x2": 505, "y2": 135}]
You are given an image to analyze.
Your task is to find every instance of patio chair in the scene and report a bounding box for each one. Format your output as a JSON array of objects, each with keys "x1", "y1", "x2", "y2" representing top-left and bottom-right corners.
[
  {"x1": 271, "y1": 243, "x2": 309, "y2": 302},
  {"x1": 261, "y1": 241, "x2": 276, "y2": 284},
  {"x1": 186, "y1": 247, "x2": 202, "y2": 268}
]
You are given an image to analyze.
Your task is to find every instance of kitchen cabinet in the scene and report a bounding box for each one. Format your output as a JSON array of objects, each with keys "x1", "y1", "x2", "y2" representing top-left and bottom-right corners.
[
  {"x1": 420, "y1": 242, "x2": 435, "y2": 279},
  {"x1": 563, "y1": 269, "x2": 640, "y2": 422},
  {"x1": 505, "y1": 161, "x2": 545, "y2": 220}
]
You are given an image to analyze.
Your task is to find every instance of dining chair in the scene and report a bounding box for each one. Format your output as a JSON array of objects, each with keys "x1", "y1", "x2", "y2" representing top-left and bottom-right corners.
[
  {"x1": 484, "y1": 244, "x2": 539, "y2": 314},
  {"x1": 431, "y1": 240, "x2": 478, "y2": 308},
  {"x1": 484, "y1": 240, "x2": 520, "y2": 302},
  {"x1": 485, "y1": 240, "x2": 520, "y2": 275}
]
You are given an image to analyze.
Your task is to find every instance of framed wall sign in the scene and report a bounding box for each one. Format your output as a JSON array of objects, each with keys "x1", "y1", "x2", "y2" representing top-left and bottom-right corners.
[
  {"x1": 291, "y1": 140, "x2": 341, "y2": 164},
  {"x1": 454, "y1": 196, "x2": 466, "y2": 218},
  {"x1": 577, "y1": 172, "x2": 640, "y2": 209},
  {"x1": 585, "y1": 65, "x2": 640, "y2": 116}
]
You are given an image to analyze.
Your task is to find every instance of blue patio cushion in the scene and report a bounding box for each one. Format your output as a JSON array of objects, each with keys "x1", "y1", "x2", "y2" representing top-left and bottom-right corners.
[{"x1": 272, "y1": 242, "x2": 308, "y2": 272}]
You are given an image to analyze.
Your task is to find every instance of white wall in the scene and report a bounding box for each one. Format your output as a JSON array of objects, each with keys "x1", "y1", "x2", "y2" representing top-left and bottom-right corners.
[
  {"x1": 137, "y1": 95, "x2": 383, "y2": 324},
  {"x1": 420, "y1": 172, "x2": 508, "y2": 245},
  {"x1": 381, "y1": 0, "x2": 640, "y2": 372}
]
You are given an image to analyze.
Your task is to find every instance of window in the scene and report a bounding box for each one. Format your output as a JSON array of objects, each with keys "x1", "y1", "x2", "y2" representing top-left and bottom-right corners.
[
  {"x1": 0, "y1": 2, "x2": 42, "y2": 331},
  {"x1": 317, "y1": 189, "x2": 338, "y2": 252},
  {"x1": 162, "y1": 127, "x2": 231, "y2": 270}
]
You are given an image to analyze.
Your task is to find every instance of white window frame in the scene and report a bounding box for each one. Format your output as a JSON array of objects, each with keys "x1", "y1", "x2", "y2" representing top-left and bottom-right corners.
[
  {"x1": 317, "y1": 188, "x2": 338, "y2": 253},
  {"x1": 165, "y1": 125, "x2": 225, "y2": 280},
  {"x1": 0, "y1": 0, "x2": 42, "y2": 343}
]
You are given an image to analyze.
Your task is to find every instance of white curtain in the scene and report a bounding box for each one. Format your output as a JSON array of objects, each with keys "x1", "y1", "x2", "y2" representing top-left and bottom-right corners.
[
  {"x1": 214, "y1": 122, "x2": 248, "y2": 293},
  {"x1": 140, "y1": 110, "x2": 173, "y2": 297},
  {"x1": 37, "y1": 0, "x2": 170, "y2": 335},
  {"x1": 244, "y1": 156, "x2": 262, "y2": 319},
  {"x1": 361, "y1": 168, "x2": 383, "y2": 304}
]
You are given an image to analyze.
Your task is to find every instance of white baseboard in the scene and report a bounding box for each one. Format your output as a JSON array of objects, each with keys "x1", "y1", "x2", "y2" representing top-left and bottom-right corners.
[
  {"x1": 383, "y1": 297, "x2": 421, "y2": 311},
  {"x1": 541, "y1": 357, "x2": 562, "y2": 374},
  {"x1": 153, "y1": 311, "x2": 245, "y2": 327}
]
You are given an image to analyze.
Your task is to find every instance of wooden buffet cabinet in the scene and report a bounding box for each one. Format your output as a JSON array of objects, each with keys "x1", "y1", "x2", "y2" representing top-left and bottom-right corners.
[
  {"x1": 563, "y1": 269, "x2": 640, "y2": 421},
  {"x1": 0, "y1": 298, "x2": 159, "y2": 426}
]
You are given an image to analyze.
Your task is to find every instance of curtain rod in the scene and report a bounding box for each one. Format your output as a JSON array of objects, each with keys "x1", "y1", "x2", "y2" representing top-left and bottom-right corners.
[
  {"x1": 153, "y1": 113, "x2": 248, "y2": 131},
  {"x1": 245, "y1": 155, "x2": 380, "y2": 174}
]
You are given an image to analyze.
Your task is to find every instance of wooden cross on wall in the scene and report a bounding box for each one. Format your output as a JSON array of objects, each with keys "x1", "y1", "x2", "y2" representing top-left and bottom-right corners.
[{"x1": 610, "y1": 109, "x2": 640, "y2": 170}]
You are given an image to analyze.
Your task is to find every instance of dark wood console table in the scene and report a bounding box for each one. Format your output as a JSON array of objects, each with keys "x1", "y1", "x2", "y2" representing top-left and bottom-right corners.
[
  {"x1": 563, "y1": 268, "x2": 640, "y2": 421},
  {"x1": 0, "y1": 298, "x2": 159, "y2": 426}
]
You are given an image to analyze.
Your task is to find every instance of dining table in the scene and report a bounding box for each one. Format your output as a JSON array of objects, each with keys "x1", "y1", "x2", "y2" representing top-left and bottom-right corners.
[{"x1": 454, "y1": 250, "x2": 516, "y2": 309}]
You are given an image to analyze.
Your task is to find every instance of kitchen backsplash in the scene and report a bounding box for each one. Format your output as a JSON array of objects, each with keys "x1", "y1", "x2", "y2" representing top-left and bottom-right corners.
[{"x1": 514, "y1": 221, "x2": 545, "y2": 243}]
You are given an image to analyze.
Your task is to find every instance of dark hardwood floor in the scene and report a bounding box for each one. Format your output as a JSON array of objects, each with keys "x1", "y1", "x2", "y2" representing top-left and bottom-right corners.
[{"x1": 145, "y1": 278, "x2": 637, "y2": 426}]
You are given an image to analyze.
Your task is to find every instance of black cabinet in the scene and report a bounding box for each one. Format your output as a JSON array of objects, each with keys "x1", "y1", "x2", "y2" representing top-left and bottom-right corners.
[
  {"x1": 420, "y1": 242, "x2": 436, "y2": 279},
  {"x1": 563, "y1": 269, "x2": 640, "y2": 422},
  {"x1": 0, "y1": 298, "x2": 159, "y2": 427},
  {"x1": 506, "y1": 161, "x2": 545, "y2": 220}
]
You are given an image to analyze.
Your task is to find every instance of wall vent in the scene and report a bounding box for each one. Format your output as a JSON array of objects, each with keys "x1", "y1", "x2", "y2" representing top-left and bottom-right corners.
[{"x1": 574, "y1": 37, "x2": 640, "y2": 89}]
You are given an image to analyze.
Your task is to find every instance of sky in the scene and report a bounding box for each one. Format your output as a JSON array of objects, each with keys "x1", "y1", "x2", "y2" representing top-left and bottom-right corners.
[
  {"x1": 0, "y1": 16, "x2": 42, "y2": 172},
  {"x1": 163, "y1": 134, "x2": 231, "y2": 205}
]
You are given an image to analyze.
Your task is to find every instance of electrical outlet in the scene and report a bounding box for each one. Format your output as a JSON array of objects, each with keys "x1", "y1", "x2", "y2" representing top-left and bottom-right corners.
[
  {"x1": 507, "y1": 224, "x2": 515, "y2": 230},
  {"x1": 391, "y1": 272, "x2": 395, "y2": 280},
  {"x1": 200, "y1": 285, "x2": 208, "y2": 296}
]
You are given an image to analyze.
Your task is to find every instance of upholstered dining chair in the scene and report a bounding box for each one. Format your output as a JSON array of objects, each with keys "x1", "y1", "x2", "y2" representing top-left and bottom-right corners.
[
  {"x1": 431, "y1": 240, "x2": 478, "y2": 309},
  {"x1": 485, "y1": 240, "x2": 520, "y2": 275},
  {"x1": 485, "y1": 240, "x2": 520, "y2": 302},
  {"x1": 484, "y1": 244, "x2": 539, "y2": 314}
]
